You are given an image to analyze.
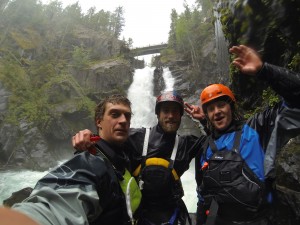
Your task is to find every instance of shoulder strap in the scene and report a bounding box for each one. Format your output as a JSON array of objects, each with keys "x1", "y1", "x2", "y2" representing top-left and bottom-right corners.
[
  {"x1": 208, "y1": 129, "x2": 243, "y2": 154},
  {"x1": 232, "y1": 129, "x2": 242, "y2": 153},
  {"x1": 168, "y1": 134, "x2": 179, "y2": 169},
  {"x1": 208, "y1": 136, "x2": 218, "y2": 153},
  {"x1": 141, "y1": 128, "x2": 151, "y2": 170},
  {"x1": 205, "y1": 198, "x2": 218, "y2": 225},
  {"x1": 141, "y1": 128, "x2": 179, "y2": 170},
  {"x1": 142, "y1": 128, "x2": 151, "y2": 157}
]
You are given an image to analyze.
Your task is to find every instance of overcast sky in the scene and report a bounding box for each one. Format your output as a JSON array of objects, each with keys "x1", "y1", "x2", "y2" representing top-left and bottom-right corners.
[{"x1": 41, "y1": 0, "x2": 196, "y2": 47}]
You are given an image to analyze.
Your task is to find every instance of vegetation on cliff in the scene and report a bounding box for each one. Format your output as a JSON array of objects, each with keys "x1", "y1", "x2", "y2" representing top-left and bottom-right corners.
[
  {"x1": 161, "y1": 0, "x2": 300, "y2": 114},
  {"x1": 0, "y1": 0, "x2": 131, "y2": 127},
  {"x1": 0, "y1": 0, "x2": 133, "y2": 169}
]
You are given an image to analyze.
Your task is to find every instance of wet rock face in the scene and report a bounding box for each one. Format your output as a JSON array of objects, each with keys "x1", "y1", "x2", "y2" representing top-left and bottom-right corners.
[
  {"x1": 274, "y1": 138, "x2": 300, "y2": 224},
  {"x1": 220, "y1": 0, "x2": 300, "y2": 109},
  {"x1": 277, "y1": 139, "x2": 300, "y2": 192}
]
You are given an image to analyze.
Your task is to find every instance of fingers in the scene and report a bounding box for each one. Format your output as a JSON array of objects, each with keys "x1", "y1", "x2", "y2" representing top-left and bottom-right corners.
[
  {"x1": 184, "y1": 102, "x2": 193, "y2": 110},
  {"x1": 184, "y1": 102, "x2": 193, "y2": 114},
  {"x1": 184, "y1": 103, "x2": 199, "y2": 116},
  {"x1": 229, "y1": 45, "x2": 251, "y2": 59},
  {"x1": 229, "y1": 45, "x2": 263, "y2": 75},
  {"x1": 72, "y1": 129, "x2": 93, "y2": 151},
  {"x1": 231, "y1": 59, "x2": 243, "y2": 70}
]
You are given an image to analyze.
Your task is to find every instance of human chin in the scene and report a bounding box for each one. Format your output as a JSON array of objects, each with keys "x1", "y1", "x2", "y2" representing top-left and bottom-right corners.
[
  {"x1": 112, "y1": 136, "x2": 127, "y2": 145},
  {"x1": 162, "y1": 123, "x2": 178, "y2": 133},
  {"x1": 213, "y1": 119, "x2": 229, "y2": 131},
  {"x1": 113, "y1": 131, "x2": 128, "y2": 142}
]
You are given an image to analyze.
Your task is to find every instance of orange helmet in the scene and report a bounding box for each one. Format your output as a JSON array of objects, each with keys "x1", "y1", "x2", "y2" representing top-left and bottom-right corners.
[{"x1": 200, "y1": 84, "x2": 236, "y2": 106}]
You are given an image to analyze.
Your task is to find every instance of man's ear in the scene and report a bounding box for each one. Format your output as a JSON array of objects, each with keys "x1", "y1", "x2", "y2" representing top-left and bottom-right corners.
[{"x1": 96, "y1": 119, "x2": 102, "y2": 130}]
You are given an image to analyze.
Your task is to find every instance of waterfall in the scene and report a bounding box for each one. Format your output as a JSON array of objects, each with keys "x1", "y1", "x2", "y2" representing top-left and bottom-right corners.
[
  {"x1": 162, "y1": 67, "x2": 175, "y2": 91},
  {"x1": 214, "y1": 7, "x2": 230, "y2": 81},
  {"x1": 127, "y1": 66, "x2": 157, "y2": 128}
]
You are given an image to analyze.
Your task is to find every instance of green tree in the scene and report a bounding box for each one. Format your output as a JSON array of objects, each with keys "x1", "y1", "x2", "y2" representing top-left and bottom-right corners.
[
  {"x1": 168, "y1": 9, "x2": 178, "y2": 49},
  {"x1": 95, "y1": 9, "x2": 111, "y2": 32},
  {"x1": 111, "y1": 6, "x2": 125, "y2": 38},
  {"x1": 72, "y1": 45, "x2": 90, "y2": 69}
]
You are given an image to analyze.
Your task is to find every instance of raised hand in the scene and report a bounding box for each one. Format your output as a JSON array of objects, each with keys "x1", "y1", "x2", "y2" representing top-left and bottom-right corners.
[
  {"x1": 229, "y1": 45, "x2": 263, "y2": 76},
  {"x1": 184, "y1": 102, "x2": 206, "y2": 120}
]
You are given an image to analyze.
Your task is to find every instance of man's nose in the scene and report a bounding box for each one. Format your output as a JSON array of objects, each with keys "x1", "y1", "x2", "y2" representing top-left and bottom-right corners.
[
  {"x1": 213, "y1": 105, "x2": 221, "y2": 114},
  {"x1": 167, "y1": 111, "x2": 176, "y2": 118},
  {"x1": 119, "y1": 114, "x2": 128, "y2": 123}
]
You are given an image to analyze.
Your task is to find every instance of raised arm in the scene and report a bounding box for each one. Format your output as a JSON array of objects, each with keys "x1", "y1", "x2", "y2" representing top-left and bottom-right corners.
[
  {"x1": 229, "y1": 44, "x2": 263, "y2": 75},
  {"x1": 230, "y1": 45, "x2": 300, "y2": 106}
]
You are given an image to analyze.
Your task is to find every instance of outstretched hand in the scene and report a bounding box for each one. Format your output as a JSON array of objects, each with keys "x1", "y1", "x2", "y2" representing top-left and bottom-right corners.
[
  {"x1": 184, "y1": 102, "x2": 206, "y2": 120},
  {"x1": 229, "y1": 45, "x2": 263, "y2": 76}
]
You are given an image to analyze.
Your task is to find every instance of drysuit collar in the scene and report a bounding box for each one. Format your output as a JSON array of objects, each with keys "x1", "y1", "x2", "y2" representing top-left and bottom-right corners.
[
  {"x1": 212, "y1": 120, "x2": 244, "y2": 139},
  {"x1": 95, "y1": 139, "x2": 129, "y2": 173}
]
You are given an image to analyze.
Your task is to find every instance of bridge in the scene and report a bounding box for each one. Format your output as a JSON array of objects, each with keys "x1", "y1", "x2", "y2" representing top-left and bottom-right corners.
[{"x1": 130, "y1": 43, "x2": 168, "y2": 56}]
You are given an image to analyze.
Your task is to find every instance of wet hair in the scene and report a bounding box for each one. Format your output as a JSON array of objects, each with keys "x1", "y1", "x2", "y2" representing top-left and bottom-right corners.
[{"x1": 94, "y1": 94, "x2": 132, "y2": 128}]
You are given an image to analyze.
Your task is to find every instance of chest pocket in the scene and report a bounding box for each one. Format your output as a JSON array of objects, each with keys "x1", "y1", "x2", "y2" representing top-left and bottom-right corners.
[
  {"x1": 202, "y1": 130, "x2": 265, "y2": 209},
  {"x1": 133, "y1": 128, "x2": 183, "y2": 204},
  {"x1": 119, "y1": 168, "x2": 142, "y2": 219}
]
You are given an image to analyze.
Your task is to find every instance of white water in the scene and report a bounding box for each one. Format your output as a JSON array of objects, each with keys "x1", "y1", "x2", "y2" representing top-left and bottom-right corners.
[
  {"x1": 0, "y1": 161, "x2": 65, "y2": 206},
  {"x1": 127, "y1": 66, "x2": 157, "y2": 128},
  {"x1": 0, "y1": 54, "x2": 197, "y2": 213}
]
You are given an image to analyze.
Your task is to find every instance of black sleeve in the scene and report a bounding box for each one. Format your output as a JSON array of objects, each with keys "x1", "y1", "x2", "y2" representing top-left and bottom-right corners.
[{"x1": 257, "y1": 63, "x2": 300, "y2": 107}]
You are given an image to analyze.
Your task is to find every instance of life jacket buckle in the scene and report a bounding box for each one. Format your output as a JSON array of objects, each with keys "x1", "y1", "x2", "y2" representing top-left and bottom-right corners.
[{"x1": 139, "y1": 179, "x2": 144, "y2": 190}]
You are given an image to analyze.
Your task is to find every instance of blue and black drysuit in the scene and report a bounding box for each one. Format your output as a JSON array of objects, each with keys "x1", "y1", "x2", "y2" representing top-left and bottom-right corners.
[{"x1": 195, "y1": 63, "x2": 300, "y2": 225}]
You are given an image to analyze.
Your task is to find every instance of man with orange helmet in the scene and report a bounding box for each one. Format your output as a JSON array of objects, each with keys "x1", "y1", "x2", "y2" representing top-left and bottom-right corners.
[{"x1": 185, "y1": 45, "x2": 300, "y2": 225}]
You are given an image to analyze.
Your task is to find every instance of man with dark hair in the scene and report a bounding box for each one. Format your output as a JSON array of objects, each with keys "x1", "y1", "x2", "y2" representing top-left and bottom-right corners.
[
  {"x1": 185, "y1": 45, "x2": 300, "y2": 225},
  {"x1": 1, "y1": 94, "x2": 140, "y2": 225}
]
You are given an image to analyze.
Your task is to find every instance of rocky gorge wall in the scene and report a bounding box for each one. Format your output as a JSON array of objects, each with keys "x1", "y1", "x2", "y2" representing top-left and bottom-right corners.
[{"x1": 0, "y1": 57, "x2": 134, "y2": 171}]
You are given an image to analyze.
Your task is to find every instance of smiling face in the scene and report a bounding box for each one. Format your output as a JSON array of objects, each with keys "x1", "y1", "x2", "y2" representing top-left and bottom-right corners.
[
  {"x1": 206, "y1": 100, "x2": 233, "y2": 131},
  {"x1": 96, "y1": 102, "x2": 131, "y2": 145},
  {"x1": 157, "y1": 102, "x2": 181, "y2": 133}
]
